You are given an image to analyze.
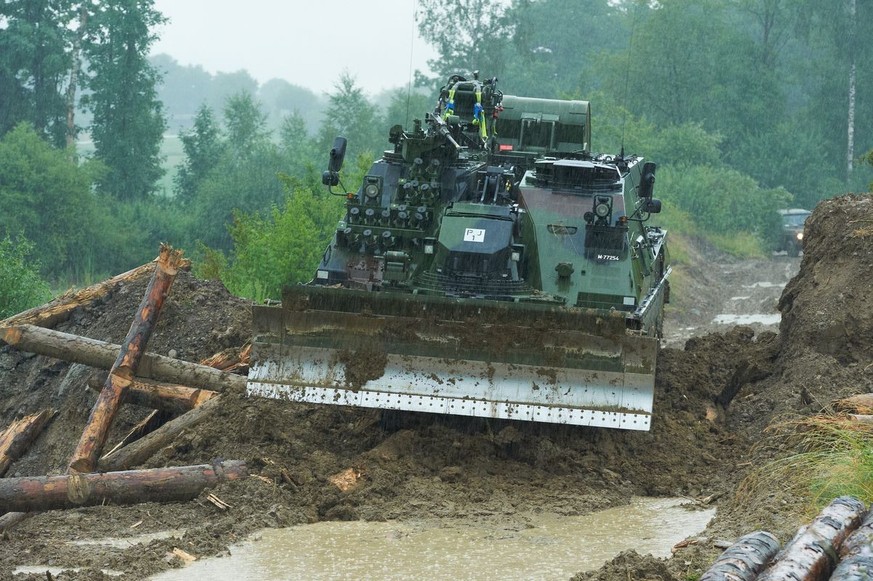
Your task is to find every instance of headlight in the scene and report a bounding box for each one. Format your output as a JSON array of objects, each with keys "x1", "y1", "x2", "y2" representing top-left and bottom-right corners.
[
  {"x1": 594, "y1": 202, "x2": 610, "y2": 218},
  {"x1": 796, "y1": 232, "x2": 803, "y2": 241}
]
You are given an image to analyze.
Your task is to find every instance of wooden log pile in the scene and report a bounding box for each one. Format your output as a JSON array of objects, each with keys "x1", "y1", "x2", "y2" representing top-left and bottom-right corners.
[
  {"x1": 832, "y1": 509, "x2": 873, "y2": 580},
  {"x1": 700, "y1": 531, "x2": 781, "y2": 581},
  {"x1": 0, "y1": 244, "x2": 251, "y2": 530},
  {"x1": 0, "y1": 460, "x2": 247, "y2": 512},
  {"x1": 701, "y1": 496, "x2": 873, "y2": 581}
]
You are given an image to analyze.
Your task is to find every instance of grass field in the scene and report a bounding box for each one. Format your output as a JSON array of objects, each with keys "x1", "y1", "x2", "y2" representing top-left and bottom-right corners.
[{"x1": 76, "y1": 134, "x2": 185, "y2": 198}]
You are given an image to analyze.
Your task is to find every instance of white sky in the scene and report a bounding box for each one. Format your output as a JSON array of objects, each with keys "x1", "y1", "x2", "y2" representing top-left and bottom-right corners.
[{"x1": 150, "y1": 0, "x2": 437, "y2": 96}]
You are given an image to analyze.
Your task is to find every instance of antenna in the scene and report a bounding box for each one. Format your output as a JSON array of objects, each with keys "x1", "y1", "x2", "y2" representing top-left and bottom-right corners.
[
  {"x1": 405, "y1": 0, "x2": 419, "y2": 128},
  {"x1": 620, "y1": 2, "x2": 641, "y2": 153}
]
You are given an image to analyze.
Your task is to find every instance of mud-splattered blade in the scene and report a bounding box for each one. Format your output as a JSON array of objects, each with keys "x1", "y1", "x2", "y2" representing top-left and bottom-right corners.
[{"x1": 247, "y1": 286, "x2": 657, "y2": 430}]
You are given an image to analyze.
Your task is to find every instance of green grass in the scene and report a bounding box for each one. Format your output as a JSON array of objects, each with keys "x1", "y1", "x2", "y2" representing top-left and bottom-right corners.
[
  {"x1": 740, "y1": 415, "x2": 873, "y2": 511},
  {"x1": 156, "y1": 134, "x2": 184, "y2": 198},
  {"x1": 76, "y1": 134, "x2": 184, "y2": 198}
]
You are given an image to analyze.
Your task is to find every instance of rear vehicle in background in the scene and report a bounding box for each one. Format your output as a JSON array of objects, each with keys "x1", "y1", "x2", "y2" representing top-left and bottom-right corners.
[{"x1": 777, "y1": 208, "x2": 811, "y2": 256}]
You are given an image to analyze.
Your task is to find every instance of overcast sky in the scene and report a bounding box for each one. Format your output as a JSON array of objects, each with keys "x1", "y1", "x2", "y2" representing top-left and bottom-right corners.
[{"x1": 150, "y1": 0, "x2": 437, "y2": 96}]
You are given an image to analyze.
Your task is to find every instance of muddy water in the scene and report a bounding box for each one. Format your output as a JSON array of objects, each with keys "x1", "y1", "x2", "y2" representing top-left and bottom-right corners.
[{"x1": 152, "y1": 497, "x2": 713, "y2": 581}]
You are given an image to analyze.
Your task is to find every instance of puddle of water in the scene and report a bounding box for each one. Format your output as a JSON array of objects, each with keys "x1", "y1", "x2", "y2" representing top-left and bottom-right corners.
[
  {"x1": 729, "y1": 296, "x2": 751, "y2": 301},
  {"x1": 14, "y1": 566, "x2": 125, "y2": 577},
  {"x1": 151, "y1": 497, "x2": 714, "y2": 581},
  {"x1": 712, "y1": 314, "x2": 781, "y2": 325},
  {"x1": 70, "y1": 528, "x2": 186, "y2": 549}
]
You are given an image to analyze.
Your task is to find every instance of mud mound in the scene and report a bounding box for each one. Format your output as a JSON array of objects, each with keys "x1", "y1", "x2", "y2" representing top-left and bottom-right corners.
[
  {"x1": 779, "y1": 194, "x2": 873, "y2": 364},
  {"x1": 1, "y1": 193, "x2": 872, "y2": 580},
  {"x1": 570, "y1": 550, "x2": 676, "y2": 581},
  {"x1": 725, "y1": 195, "x2": 873, "y2": 439}
]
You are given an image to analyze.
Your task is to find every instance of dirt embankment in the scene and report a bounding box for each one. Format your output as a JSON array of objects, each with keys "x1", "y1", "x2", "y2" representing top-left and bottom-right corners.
[{"x1": 0, "y1": 194, "x2": 871, "y2": 580}]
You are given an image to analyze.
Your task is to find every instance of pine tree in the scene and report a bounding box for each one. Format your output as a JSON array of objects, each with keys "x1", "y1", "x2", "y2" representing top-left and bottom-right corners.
[{"x1": 82, "y1": 0, "x2": 167, "y2": 200}]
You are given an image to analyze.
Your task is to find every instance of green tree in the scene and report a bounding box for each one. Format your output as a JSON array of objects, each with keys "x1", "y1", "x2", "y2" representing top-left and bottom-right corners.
[
  {"x1": 188, "y1": 93, "x2": 286, "y2": 251},
  {"x1": 317, "y1": 72, "x2": 383, "y2": 161},
  {"x1": 223, "y1": 91, "x2": 270, "y2": 161},
  {"x1": 0, "y1": 123, "x2": 106, "y2": 277},
  {"x1": 659, "y1": 163, "x2": 790, "y2": 251},
  {"x1": 150, "y1": 54, "x2": 215, "y2": 129},
  {"x1": 206, "y1": 70, "x2": 259, "y2": 113},
  {"x1": 174, "y1": 104, "x2": 225, "y2": 204},
  {"x1": 0, "y1": 235, "x2": 52, "y2": 319},
  {"x1": 0, "y1": 0, "x2": 73, "y2": 147},
  {"x1": 258, "y1": 78, "x2": 324, "y2": 134},
  {"x1": 382, "y1": 89, "x2": 435, "y2": 133},
  {"x1": 416, "y1": 0, "x2": 513, "y2": 81},
  {"x1": 792, "y1": 0, "x2": 873, "y2": 186},
  {"x1": 504, "y1": 0, "x2": 626, "y2": 97},
  {"x1": 613, "y1": 0, "x2": 774, "y2": 134},
  {"x1": 278, "y1": 111, "x2": 320, "y2": 186},
  {"x1": 220, "y1": 184, "x2": 344, "y2": 301},
  {"x1": 82, "y1": 0, "x2": 167, "y2": 200}
]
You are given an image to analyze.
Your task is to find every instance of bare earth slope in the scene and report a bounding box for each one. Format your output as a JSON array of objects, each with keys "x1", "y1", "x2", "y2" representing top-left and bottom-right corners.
[{"x1": 0, "y1": 193, "x2": 871, "y2": 580}]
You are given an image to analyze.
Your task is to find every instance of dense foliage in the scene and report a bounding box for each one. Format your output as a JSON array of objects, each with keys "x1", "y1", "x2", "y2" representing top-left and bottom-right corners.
[
  {"x1": 0, "y1": 235, "x2": 51, "y2": 319},
  {"x1": 82, "y1": 0, "x2": 167, "y2": 201},
  {"x1": 0, "y1": 0, "x2": 871, "y2": 296}
]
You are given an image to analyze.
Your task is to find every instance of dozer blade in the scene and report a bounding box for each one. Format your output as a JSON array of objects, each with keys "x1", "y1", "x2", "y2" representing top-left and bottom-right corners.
[{"x1": 247, "y1": 286, "x2": 658, "y2": 430}]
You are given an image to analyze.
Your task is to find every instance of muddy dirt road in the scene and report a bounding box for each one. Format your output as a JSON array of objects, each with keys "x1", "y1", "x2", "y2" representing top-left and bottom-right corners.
[{"x1": 664, "y1": 253, "x2": 800, "y2": 348}]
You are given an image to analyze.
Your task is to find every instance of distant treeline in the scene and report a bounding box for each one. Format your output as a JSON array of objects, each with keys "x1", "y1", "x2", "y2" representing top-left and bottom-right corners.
[{"x1": 1, "y1": 0, "x2": 872, "y2": 309}]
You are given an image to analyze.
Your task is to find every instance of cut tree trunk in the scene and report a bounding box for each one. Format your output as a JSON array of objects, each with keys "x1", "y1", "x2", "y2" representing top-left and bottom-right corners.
[
  {"x1": 99, "y1": 395, "x2": 223, "y2": 472},
  {"x1": 70, "y1": 245, "x2": 187, "y2": 473},
  {"x1": 0, "y1": 460, "x2": 247, "y2": 513},
  {"x1": 87, "y1": 372, "x2": 218, "y2": 414},
  {"x1": 0, "y1": 324, "x2": 246, "y2": 393},
  {"x1": 0, "y1": 261, "x2": 157, "y2": 330},
  {"x1": 847, "y1": 414, "x2": 873, "y2": 424},
  {"x1": 0, "y1": 409, "x2": 56, "y2": 477},
  {"x1": 200, "y1": 344, "x2": 251, "y2": 373},
  {"x1": 834, "y1": 394, "x2": 873, "y2": 414},
  {"x1": 758, "y1": 496, "x2": 867, "y2": 581},
  {"x1": 700, "y1": 531, "x2": 781, "y2": 581}
]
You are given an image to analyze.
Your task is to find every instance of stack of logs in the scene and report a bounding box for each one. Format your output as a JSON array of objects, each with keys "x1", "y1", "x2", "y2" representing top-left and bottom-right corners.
[
  {"x1": 0, "y1": 245, "x2": 249, "y2": 531},
  {"x1": 700, "y1": 496, "x2": 873, "y2": 580}
]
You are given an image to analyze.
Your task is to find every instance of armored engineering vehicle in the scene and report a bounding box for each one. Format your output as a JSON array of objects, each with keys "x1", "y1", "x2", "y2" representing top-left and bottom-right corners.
[{"x1": 248, "y1": 74, "x2": 670, "y2": 431}]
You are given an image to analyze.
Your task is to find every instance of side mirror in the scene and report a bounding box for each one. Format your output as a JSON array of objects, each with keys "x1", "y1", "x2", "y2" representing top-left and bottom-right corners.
[
  {"x1": 328, "y1": 137, "x2": 347, "y2": 173},
  {"x1": 644, "y1": 198, "x2": 662, "y2": 214},
  {"x1": 322, "y1": 170, "x2": 339, "y2": 187},
  {"x1": 639, "y1": 161, "x2": 656, "y2": 199}
]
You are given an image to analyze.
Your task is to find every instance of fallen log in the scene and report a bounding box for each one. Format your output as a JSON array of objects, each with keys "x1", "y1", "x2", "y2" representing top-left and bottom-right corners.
[
  {"x1": 0, "y1": 409, "x2": 56, "y2": 477},
  {"x1": 846, "y1": 414, "x2": 873, "y2": 424},
  {"x1": 70, "y1": 244, "x2": 187, "y2": 473},
  {"x1": 0, "y1": 261, "x2": 158, "y2": 330},
  {"x1": 830, "y1": 555, "x2": 873, "y2": 580},
  {"x1": 831, "y1": 508, "x2": 873, "y2": 580},
  {"x1": 0, "y1": 324, "x2": 246, "y2": 392},
  {"x1": 700, "y1": 531, "x2": 781, "y2": 581},
  {"x1": 0, "y1": 511, "x2": 29, "y2": 532},
  {"x1": 98, "y1": 395, "x2": 223, "y2": 472},
  {"x1": 838, "y1": 507, "x2": 873, "y2": 560},
  {"x1": 102, "y1": 409, "x2": 175, "y2": 459},
  {"x1": 758, "y1": 496, "x2": 867, "y2": 581},
  {"x1": 87, "y1": 372, "x2": 218, "y2": 414},
  {"x1": 834, "y1": 394, "x2": 873, "y2": 414},
  {"x1": 0, "y1": 460, "x2": 246, "y2": 513}
]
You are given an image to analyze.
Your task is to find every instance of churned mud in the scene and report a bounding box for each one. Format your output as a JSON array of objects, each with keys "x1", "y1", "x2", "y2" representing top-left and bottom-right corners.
[{"x1": 0, "y1": 194, "x2": 872, "y2": 580}]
